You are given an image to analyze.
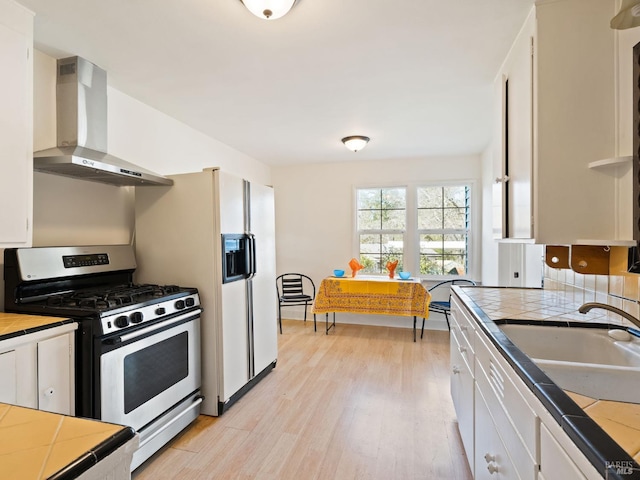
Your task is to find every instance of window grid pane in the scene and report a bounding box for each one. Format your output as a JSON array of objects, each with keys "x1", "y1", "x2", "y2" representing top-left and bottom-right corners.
[
  {"x1": 359, "y1": 233, "x2": 404, "y2": 274},
  {"x1": 357, "y1": 188, "x2": 406, "y2": 231}
]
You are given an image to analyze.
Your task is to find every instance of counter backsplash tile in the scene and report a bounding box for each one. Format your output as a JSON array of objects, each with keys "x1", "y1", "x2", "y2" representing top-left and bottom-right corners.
[
  {"x1": 624, "y1": 275, "x2": 639, "y2": 301},
  {"x1": 609, "y1": 275, "x2": 624, "y2": 297},
  {"x1": 543, "y1": 263, "x2": 640, "y2": 329},
  {"x1": 595, "y1": 275, "x2": 608, "y2": 295},
  {"x1": 583, "y1": 274, "x2": 596, "y2": 293}
]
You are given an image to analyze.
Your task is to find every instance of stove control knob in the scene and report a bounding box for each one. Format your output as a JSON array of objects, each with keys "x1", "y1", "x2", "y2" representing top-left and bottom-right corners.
[
  {"x1": 130, "y1": 312, "x2": 144, "y2": 324},
  {"x1": 115, "y1": 316, "x2": 130, "y2": 328},
  {"x1": 185, "y1": 297, "x2": 195, "y2": 307},
  {"x1": 175, "y1": 300, "x2": 186, "y2": 310},
  {"x1": 155, "y1": 307, "x2": 166, "y2": 316}
]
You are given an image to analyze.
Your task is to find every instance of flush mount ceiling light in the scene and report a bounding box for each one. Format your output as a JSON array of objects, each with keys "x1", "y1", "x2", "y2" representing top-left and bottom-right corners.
[
  {"x1": 341, "y1": 135, "x2": 370, "y2": 152},
  {"x1": 611, "y1": 0, "x2": 640, "y2": 29},
  {"x1": 240, "y1": 0, "x2": 298, "y2": 20}
]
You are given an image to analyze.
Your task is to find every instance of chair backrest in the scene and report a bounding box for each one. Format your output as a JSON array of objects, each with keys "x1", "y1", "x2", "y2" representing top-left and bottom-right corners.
[
  {"x1": 276, "y1": 273, "x2": 316, "y2": 299},
  {"x1": 428, "y1": 279, "x2": 476, "y2": 303}
]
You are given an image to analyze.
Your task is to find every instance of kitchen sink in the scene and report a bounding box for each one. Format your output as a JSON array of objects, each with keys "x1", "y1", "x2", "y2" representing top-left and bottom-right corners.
[{"x1": 498, "y1": 324, "x2": 640, "y2": 404}]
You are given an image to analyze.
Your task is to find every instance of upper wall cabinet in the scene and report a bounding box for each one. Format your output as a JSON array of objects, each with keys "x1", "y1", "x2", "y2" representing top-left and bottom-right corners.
[
  {"x1": 493, "y1": 0, "x2": 618, "y2": 245},
  {"x1": 0, "y1": 0, "x2": 33, "y2": 248}
]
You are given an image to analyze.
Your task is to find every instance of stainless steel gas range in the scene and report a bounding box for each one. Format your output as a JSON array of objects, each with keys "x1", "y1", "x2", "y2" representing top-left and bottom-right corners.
[{"x1": 3, "y1": 245, "x2": 203, "y2": 470}]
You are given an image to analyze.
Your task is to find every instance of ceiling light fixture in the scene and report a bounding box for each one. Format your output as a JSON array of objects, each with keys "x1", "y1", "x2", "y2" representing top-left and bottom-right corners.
[
  {"x1": 611, "y1": 0, "x2": 640, "y2": 29},
  {"x1": 240, "y1": 0, "x2": 298, "y2": 20},
  {"x1": 341, "y1": 136, "x2": 370, "y2": 152}
]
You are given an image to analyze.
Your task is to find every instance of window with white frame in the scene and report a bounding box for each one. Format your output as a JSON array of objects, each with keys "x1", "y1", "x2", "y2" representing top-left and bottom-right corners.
[
  {"x1": 356, "y1": 187, "x2": 406, "y2": 273},
  {"x1": 356, "y1": 184, "x2": 471, "y2": 277}
]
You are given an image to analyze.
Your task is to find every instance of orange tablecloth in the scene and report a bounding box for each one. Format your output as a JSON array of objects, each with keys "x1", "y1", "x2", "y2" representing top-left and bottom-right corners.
[{"x1": 312, "y1": 276, "x2": 431, "y2": 318}]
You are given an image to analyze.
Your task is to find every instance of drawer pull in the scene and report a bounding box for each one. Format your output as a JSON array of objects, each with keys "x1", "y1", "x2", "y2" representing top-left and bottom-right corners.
[
  {"x1": 452, "y1": 366, "x2": 461, "y2": 374},
  {"x1": 484, "y1": 453, "x2": 495, "y2": 463},
  {"x1": 460, "y1": 325, "x2": 468, "y2": 332},
  {"x1": 459, "y1": 346, "x2": 467, "y2": 354},
  {"x1": 487, "y1": 463, "x2": 499, "y2": 474}
]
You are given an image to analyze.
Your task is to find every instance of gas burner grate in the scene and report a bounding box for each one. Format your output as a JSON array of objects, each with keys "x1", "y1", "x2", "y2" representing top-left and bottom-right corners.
[{"x1": 44, "y1": 284, "x2": 184, "y2": 311}]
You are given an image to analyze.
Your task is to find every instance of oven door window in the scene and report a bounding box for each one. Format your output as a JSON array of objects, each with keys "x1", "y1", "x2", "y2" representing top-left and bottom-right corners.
[
  {"x1": 100, "y1": 313, "x2": 201, "y2": 430},
  {"x1": 124, "y1": 332, "x2": 189, "y2": 413}
]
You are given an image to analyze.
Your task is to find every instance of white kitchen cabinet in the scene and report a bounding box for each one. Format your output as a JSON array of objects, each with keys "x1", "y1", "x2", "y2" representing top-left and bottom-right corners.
[
  {"x1": 0, "y1": 323, "x2": 76, "y2": 415},
  {"x1": 37, "y1": 333, "x2": 73, "y2": 414},
  {"x1": 474, "y1": 384, "x2": 519, "y2": 480},
  {"x1": 0, "y1": 0, "x2": 33, "y2": 247},
  {"x1": 540, "y1": 424, "x2": 587, "y2": 480},
  {"x1": 474, "y1": 328, "x2": 538, "y2": 480},
  {"x1": 493, "y1": 0, "x2": 618, "y2": 244},
  {"x1": 451, "y1": 328, "x2": 475, "y2": 476},
  {"x1": 493, "y1": 8, "x2": 535, "y2": 241},
  {"x1": 0, "y1": 349, "x2": 17, "y2": 404}
]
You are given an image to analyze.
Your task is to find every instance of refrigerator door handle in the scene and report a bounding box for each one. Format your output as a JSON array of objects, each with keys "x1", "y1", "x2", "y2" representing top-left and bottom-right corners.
[
  {"x1": 246, "y1": 234, "x2": 257, "y2": 279},
  {"x1": 246, "y1": 278, "x2": 255, "y2": 378}
]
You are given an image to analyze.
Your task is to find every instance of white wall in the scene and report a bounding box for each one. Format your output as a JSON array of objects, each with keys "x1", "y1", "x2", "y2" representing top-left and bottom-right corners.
[
  {"x1": 271, "y1": 155, "x2": 481, "y2": 330},
  {"x1": 31, "y1": 50, "x2": 272, "y2": 247}
]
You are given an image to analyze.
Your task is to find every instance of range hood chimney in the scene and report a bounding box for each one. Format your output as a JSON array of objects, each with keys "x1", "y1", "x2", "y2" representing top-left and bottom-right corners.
[{"x1": 33, "y1": 56, "x2": 172, "y2": 187}]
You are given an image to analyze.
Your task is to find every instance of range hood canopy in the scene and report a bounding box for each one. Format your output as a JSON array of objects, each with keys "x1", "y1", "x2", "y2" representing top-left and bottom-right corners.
[{"x1": 34, "y1": 56, "x2": 172, "y2": 187}]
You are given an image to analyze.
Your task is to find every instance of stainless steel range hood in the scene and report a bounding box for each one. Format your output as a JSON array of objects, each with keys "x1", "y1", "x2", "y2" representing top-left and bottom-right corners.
[{"x1": 34, "y1": 56, "x2": 172, "y2": 187}]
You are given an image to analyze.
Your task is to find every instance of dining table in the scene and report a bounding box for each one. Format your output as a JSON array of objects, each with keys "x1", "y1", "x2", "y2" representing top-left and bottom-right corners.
[{"x1": 311, "y1": 275, "x2": 431, "y2": 341}]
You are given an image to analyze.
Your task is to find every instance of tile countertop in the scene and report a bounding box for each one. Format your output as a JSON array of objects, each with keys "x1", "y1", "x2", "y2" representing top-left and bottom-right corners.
[
  {"x1": 0, "y1": 403, "x2": 136, "y2": 480},
  {"x1": 457, "y1": 286, "x2": 640, "y2": 477},
  {"x1": 0, "y1": 312, "x2": 75, "y2": 341}
]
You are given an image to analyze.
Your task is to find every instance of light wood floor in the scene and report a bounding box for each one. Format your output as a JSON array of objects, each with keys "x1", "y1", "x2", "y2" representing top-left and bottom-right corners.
[{"x1": 132, "y1": 319, "x2": 473, "y2": 480}]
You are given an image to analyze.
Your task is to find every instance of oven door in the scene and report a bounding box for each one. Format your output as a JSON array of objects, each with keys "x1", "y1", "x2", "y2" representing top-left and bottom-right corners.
[{"x1": 99, "y1": 309, "x2": 201, "y2": 430}]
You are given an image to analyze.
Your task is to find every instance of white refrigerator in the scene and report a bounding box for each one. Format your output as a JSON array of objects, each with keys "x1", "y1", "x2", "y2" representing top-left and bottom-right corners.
[{"x1": 134, "y1": 168, "x2": 278, "y2": 416}]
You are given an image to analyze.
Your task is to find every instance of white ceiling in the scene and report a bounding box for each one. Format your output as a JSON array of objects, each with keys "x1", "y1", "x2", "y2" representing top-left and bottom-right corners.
[{"x1": 16, "y1": 0, "x2": 535, "y2": 166}]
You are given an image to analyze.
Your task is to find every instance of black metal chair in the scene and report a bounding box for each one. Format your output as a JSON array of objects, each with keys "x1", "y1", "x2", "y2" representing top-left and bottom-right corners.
[
  {"x1": 276, "y1": 273, "x2": 316, "y2": 334},
  {"x1": 422, "y1": 279, "x2": 477, "y2": 337}
]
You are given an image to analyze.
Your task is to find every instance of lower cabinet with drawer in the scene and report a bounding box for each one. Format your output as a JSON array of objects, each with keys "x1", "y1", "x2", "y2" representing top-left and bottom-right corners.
[
  {"x1": 474, "y1": 384, "x2": 520, "y2": 479},
  {"x1": 450, "y1": 301, "x2": 539, "y2": 479},
  {"x1": 474, "y1": 332, "x2": 538, "y2": 480}
]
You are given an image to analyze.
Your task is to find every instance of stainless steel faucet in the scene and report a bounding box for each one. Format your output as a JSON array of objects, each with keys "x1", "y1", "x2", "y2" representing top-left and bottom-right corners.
[{"x1": 578, "y1": 302, "x2": 640, "y2": 329}]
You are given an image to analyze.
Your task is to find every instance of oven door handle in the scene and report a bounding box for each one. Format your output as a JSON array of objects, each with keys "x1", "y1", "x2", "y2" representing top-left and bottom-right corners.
[{"x1": 108, "y1": 309, "x2": 202, "y2": 344}]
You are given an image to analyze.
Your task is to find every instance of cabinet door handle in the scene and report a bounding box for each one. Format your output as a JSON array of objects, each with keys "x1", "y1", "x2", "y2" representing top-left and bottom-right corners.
[
  {"x1": 452, "y1": 366, "x2": 461, "y2": 374},
  {"x1": 460, "y1": 325, "x2": 468, "y2": 332},
  {"x1": 459, "y1": 346, "x2": 467, "y2": 354},
  {"x1": 487, "y1": 463, "x2": 499, "y2": 474},
  {"x1": 484, "y1": 453, "x2": 495, "y2": 463}
]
